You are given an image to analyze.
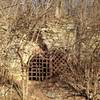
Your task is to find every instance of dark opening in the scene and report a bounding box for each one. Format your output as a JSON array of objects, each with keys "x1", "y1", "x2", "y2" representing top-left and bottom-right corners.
[{"x1": 28, "y1": 55, "x2": 50, "y2": 81}]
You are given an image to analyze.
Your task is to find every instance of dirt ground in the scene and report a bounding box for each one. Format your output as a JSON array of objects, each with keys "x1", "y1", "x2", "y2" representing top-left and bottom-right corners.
[
  {"x1": 0, "y1": 81, "x2": 100, "y2": 100},
  {"x1": 27, "y1": 81, "x2": 85, "y2": 100}
]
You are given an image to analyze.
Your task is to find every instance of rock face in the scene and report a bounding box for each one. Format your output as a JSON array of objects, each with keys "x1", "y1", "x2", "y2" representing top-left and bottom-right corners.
[{"x1": 28, "y1": 48, "x2": 68, "y2": 81}]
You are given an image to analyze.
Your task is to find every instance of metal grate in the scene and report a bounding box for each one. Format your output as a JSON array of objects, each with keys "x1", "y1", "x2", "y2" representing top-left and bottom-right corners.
[
  {"x1": 28, "y1": 48, "x2": 68, "y2": 81},
  {"x1": 28, "y1": 53, "x2": 51, "y2": 81}
]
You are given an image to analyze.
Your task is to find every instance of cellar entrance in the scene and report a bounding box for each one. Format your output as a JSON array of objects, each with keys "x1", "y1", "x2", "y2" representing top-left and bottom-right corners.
[
  {"x1": 28, "y1": 48, "x2": 68, "y2": 81},
  {"x1": 28, "y1": 52, "x2": 51, "y2": 81}
]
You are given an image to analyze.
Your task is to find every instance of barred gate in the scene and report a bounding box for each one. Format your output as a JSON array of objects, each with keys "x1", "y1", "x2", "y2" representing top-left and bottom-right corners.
[
  {"x1": 28, "y1": 52, "x2": 51, "y2": 81},
  {"x1": 28, "y1": 48, "x2": 68, "y2": 81}
]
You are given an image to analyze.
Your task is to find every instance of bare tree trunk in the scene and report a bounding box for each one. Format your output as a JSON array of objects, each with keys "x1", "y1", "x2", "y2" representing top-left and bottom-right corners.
[
  {"x1": 75, "y1": 23, "x2": 81, "y2": 64},
  {"x1": 17, "y1": 50, "x2": 28, "y2": 100},
  {"x1": 22, "y1": 68, "x2": 28, "y2": 100},
  {"x1": 55, "y1": 0, "x2": 62, "y2": 18}
]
